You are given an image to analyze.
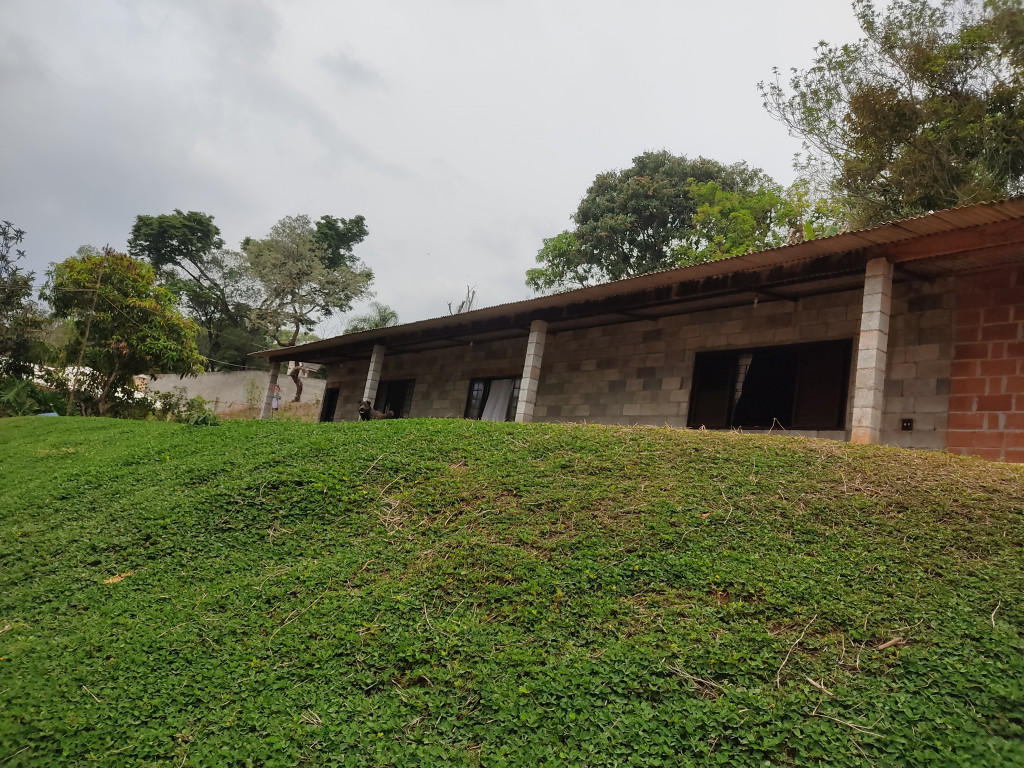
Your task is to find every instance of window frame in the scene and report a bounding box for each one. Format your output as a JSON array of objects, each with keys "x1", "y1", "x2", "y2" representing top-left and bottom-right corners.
[
  {"x1": 464, "y1": 375, "x2": 522, "y2": 422},
  {"x1": 686, "y1": 339, "x2": 852, "y2": 431}
]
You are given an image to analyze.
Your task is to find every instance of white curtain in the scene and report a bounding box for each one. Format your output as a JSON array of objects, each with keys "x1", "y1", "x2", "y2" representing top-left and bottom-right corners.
[{"x1": 480, "y1": 378, "x2": 515, "y2": 422}]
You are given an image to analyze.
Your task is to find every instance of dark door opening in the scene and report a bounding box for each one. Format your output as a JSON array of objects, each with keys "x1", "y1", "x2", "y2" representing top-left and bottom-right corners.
[
  {"x1": 320, "y1": 387, "x2": 340, "y2": 423},
  {"x1": 375, "y1": 379, "x2": 415, "y2": 418},
  {"x1": 687, "y1": 340, "x2": 852, "y2": 430}
]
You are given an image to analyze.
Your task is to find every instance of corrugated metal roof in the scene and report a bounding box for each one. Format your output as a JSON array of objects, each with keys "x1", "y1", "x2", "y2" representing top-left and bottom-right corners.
[{"x1": 255, "y1": 197, "x2": 1024, "y2": 362}]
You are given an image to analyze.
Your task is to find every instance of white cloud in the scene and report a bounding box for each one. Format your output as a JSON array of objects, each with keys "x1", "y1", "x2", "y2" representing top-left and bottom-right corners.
[{"x1": 2, "y1": 0, "x2": 863, "y2": 327}]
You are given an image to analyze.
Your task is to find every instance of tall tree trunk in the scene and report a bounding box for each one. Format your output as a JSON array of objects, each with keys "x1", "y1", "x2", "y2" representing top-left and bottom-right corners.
[
  {"x1": 97, "y1": 363, "x2": 120, "y2": 417},
  {"x1": 290, "y1": 364, "x2": 303, "y2": 402},
  {"x1": 262, "y1": 361, "x2": 282, "y2": 419}
]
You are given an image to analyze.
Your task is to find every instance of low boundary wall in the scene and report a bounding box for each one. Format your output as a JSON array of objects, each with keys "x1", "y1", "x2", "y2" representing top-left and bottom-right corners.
[{"x1": 146, "y1": 371, "x2": 326, "y2": 414}]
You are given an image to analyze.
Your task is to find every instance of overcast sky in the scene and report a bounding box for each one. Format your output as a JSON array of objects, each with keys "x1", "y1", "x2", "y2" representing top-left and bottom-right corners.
[{"x1": 2, "y1": 0, "x2": 865, "y2": 336}]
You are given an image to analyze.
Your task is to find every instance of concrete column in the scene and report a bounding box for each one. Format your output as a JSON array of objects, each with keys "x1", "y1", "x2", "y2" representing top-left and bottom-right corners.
[
  {"x1": 850, "y1": 258, "x2": 893, "y2": 444},
  {"x1": 515, "y1": 320, "x2": 547, "y2": 423},
  {"x1": 260, "y1": 360, "x2": 282, "y2": 419},
  {"x1": 362, "y1": 344, "x2": 385, "y2": 403}
]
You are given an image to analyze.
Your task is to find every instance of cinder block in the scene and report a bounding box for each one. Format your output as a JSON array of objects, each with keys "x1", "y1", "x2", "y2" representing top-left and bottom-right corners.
[
  {"x1": 903, "y1": 378, "x2": 937, "y2": 398},
  {"x1": 855, "y1": 346, "x2": 888, "y2": 375},
  {"x1": 861, "y1": 290, "x2": 892, "y2": 317},
  {"x1": 858, "y1": 328, "x2": 889, "y2": 352},
  {"x1": 884, "y1": 380, "x2": 904, "y2": 397},
  {"x1": 913, "y1": 362, "x2": 950, "y2": 382},
  {"x1": 851, "y1": 426, "x2": 877, "y2": 444},
  {"x1": 851, "y1": 406, "x2": 881, "y2": 428},
  {"x1": 865, "y1": 257, "x2": 894, "y2": 280},
  {"x1": 914, "y1": 394, "x2": 951, "y2": 413},
  {"x1": 859, "y1": 310, "x2": 891, "y2": 335},
  {"x1": 889, "y1": 362, "x2": 918, "y2": 379},
  {"x1": 669, "y1": 388, "x2": 691, "y2": 403},
  {"x1": 905, "y1": 344, "x2": 941, "y2": 362}
]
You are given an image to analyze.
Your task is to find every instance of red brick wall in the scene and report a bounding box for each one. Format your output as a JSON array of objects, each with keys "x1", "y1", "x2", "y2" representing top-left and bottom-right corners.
[{"x1": 948, "y1": 266, "x2": 1024, "y2": 462}]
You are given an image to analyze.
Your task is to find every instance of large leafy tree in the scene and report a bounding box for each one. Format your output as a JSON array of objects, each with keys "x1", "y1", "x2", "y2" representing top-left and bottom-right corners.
[
  {"x1": 0, "y1": 221, "x2": 44, "y2": 378},
  {"x1": 761, "y1": 0, "x2": 1024, "y2": 227},
  {"x1": 245, "y1": 214, "x2": 373, "y2": 347},
  {"x1": 527, "y1": 152, "x2": 813, "y2": 292},
  {"x1": 43, "y1": 247, "x2": 205, "y2": 415},
  {"x1": 344, "y1": 301, "x2": 399, "y2": 333},
  {"x1": 244, "y1": 214, "x2": 373, "y2": 407},
  {"x1": 128, "y1": 210, "x2": 265, "y2": 369}
]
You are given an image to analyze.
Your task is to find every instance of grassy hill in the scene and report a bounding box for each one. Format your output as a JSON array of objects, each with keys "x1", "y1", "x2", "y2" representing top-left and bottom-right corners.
[{"x1": 0, "y1": 417, "x2": 1022, "y2": 767}]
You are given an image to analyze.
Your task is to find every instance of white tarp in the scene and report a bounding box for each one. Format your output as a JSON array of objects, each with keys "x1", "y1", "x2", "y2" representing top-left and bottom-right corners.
[{"x1": 480, "y1": 378, "x2": 515, "y2": 422}]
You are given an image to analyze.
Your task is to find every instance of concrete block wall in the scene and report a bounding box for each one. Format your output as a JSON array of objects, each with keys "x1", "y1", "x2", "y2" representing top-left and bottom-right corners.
[
  {"x1": 323, "y1": 337, "x2": 528, "y2": 421},
  {"x1": 322, "y1": 361, "x2": 375, "y2": 421},
  {"x1": 879, "y1": 277, "x2": 955, "y2": 450},
  {"x1": 947, "y1": 265, "x2": 1024, "y2": 462},
  {"x1": 317, "y1": 272, "x2": 1018, "y2": 461},
  {"x1": 534, "y1": 289, "x2": 863, "y2": 438}
]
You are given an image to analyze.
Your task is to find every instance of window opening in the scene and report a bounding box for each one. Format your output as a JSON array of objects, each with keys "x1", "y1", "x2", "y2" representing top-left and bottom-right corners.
[
  {"x1": 688, "y1": 340, "x2": 851, "y2": 431},
  {"x1": 374, "y1": 379, "x2": 415, "y2": 418},
  {"x1": 465, "y1": 376, "x2": 521, "y2": 422}
]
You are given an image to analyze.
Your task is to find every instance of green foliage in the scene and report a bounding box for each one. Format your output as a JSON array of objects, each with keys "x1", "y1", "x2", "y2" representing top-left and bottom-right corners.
[
  {"x1": 42, "y1": 248, "x2": 206, "y2": 415},
  {"x1": 527, "y1": 153, "x2": 835, "y2": 293},
  {"x1": 313, "y1": 214, "x2": 369, "y2": 270},
  {"x1": 526, "y1": 231, "x2": 595, "y2": 293},
  {"x1": 184, "y1": 396, "x2": 220, "y2": 426},
  {"x1": 1, "y1": 418, "x2": 1022, "y2": 766},
  {"x1": 244, "y1": 376, "x2": 264, "y2": 411},
  {"x1": 151, "y1": 386, "x2": 221, "y2": 425},
  {"x1": 128, "y1": 209, "x2": 225, "y2": 273},
  {"x1": 676, "y1": 179, "x2": 794, "y2": 264},
  {"x1": 761, "y1": 0, "x2": 1024, "y2": 227},
  {"x1": 344, "y1": 301, "x2": 400, "y2": 333},
  {"x1": 128, "y1": 210, "x2": 267, "y2": 370},
  {"x1": 0, "y1": 221, "x2": 45, "y2": 378},
  {"x1": 0, "y1": 378, "x2": 62, "y2": 417},
  {"x1": 244, "y1": 214, "x2": 374, "y2": 348}
]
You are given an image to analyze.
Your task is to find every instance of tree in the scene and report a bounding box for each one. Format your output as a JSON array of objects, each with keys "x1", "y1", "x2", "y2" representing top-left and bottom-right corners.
[
  {"x1": 245, "y1": 214, "x2": 373, "y2": 346},
  {"x1": 42, "y1": 247, "x2": 205, "y2": 415},
  {"x1": 314, "y1": 214, "x2": 369, "y2": 269},
  {"x1": 0, "y1": 221, "x2": 44, "y2": 378},
  {"x1": 526, "y1": 152, "x2": 812, "y2": 292},
  {"x1": 761, "y1": 0, "x2": 1024, "y2": 227},
  {"x1": 243, "y1": 214, "x2": 373, "y2": 411},
  {"x1": 526, "y1": 232, "x2": 596, "y2": 293},
  {"x1": 344, "y1": 301, "x2": 399, "y2": 333},
  {"x1": 128, "y1": 210, "x2": 265, "y2": 369},
  {"x1": 448, "y1": 286, "x2": 477, "y2": 315}
]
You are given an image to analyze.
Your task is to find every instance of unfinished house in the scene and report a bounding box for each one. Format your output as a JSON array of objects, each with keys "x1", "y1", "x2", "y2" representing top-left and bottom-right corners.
[{"x1": 254, "y1": 199, "x2": 1024, "y2": 462}]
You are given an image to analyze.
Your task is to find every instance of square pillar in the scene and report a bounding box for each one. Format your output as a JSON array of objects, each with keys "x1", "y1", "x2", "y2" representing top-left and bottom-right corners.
[
  {"x1": 850, "y1": 258, "x2": 893, "y2": 444},
  {"x1": 515, "y1": 320, "x2": 547, "y2": 423},
  {"x1": 363, "y1": 344, "x2": 385, "y2": 403}
]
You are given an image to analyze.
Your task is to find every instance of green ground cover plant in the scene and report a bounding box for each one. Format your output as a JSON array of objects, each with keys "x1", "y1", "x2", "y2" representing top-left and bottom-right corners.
[{"x1": 0, "y1": 417, "x2": 1021, "y2": 766}]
